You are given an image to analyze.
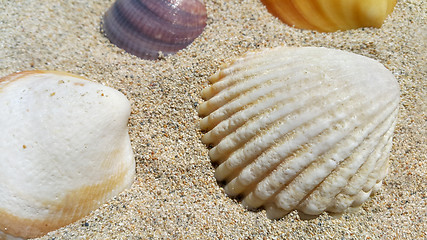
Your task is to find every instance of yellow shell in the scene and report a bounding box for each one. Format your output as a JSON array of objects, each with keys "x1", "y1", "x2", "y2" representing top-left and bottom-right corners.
[{"x1": 260, "y1": 0, "x2": 397, "y2": 32}]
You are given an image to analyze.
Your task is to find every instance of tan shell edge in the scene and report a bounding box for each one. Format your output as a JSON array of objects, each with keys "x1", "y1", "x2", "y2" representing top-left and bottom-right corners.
[
  {"x1": 0, "y1": 167, "x2": 132, "y2": 239},
  {"x1": 0, "y1": 70, "x2": 90, "y2": 90}
]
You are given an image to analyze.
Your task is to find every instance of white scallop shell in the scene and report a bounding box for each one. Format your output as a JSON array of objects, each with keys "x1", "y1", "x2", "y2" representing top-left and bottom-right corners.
[
  {"x1": 0, "y1": 71, "x2": 135, "y2": 239},
  {"x1": 198, "y1": 47, "x2": 400, "y2": 219}
]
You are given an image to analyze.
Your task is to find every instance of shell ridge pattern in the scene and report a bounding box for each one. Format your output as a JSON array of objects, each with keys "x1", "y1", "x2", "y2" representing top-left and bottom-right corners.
[
  {"x1": 216, "y1": 75, "x2": 382, "y2": 193},
  {"x1": 201, "y1": 51, "x2": 323, "y2": 106},
  {"x1": 201, "y1": 61, "x2": 307, "y2": 116},
  {"x1": 316, "y1": 109, "x2": 397, "y2": 214},
  {"x1": 212, "y1": 70, "x2": 376, "y2": 178},
  {"x1": 222, "y1": 101, "x2": 352, "y2": 195},
  {"x1": 200, "y1": 65, "x2": 322, "y2": 134},
  {"x1": 322, "y1": 117, "x2": 395, "y2": 212},
  {"x1": 202, "y1": 73, "x2": 327, "y2": 146},
  {"x1": 340, "y1": 133, "x2": 390, "y2": 196},
  {"x1": 213, "y1": 80, "x2": 356, "y2": 176},
  {"x1": 208, "y1": 78, "x2": 330, "y2": 163},
  {"x1": 199, "y1": 53, "x2": 359, "y2": 126},
  {"x1": 272, "y1": 93, "x2": 398, "y2": 214},
  {"x1": 198, "y1": 47, "x2": 400, "y2": 218},
  {"x1": 361, "y1": 116, "x2": 397, "y2": 192},
  {"x1": 298, "y1": 102, "x2": 399, "y2": 214},
  {"x1": 202, "y1": 48, "x2": 342, "y2": 99},
  {"x1": 227, "y1": 86, "x2": 379, "y2": 199}
]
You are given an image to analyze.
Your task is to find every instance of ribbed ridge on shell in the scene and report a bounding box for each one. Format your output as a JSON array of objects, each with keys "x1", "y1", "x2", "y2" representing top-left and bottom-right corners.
[
  {"x1": 260, "y1": 0, "x2": 397, "y2": 32},
  {"x1": 103, "y1": 0, "x2": 207, "y2": 60},
  {"x1": 198, "y1": 47, "x2": 400, "y2": 218}
]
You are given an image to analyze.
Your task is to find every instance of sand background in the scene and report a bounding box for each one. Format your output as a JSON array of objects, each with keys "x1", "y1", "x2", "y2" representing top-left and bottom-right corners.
[{"x1": 0, "y1": 0, "x2": 425, "y2": 239}]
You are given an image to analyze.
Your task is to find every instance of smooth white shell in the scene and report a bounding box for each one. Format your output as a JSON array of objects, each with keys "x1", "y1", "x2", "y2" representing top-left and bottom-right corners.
[
  {"x1": 198, "y1": 47, "x2": 400, "y2": 219},
  {"x1": 0, "y1": 71, "x2": 135, "y2": 239}
]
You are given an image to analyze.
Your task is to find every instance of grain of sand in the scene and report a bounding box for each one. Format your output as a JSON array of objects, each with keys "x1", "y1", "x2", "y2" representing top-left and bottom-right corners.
[{"x1": 0, "y1": 0, "x2": 425, "y2": 239}]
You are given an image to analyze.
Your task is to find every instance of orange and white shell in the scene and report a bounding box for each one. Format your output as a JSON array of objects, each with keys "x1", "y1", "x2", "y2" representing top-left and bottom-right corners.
[
  {"x1": 198, "y1": 47, "x2": 400, "y2": 219},
  {"x1": 260, "y1": 0, "x2": 397, "y2": 32},
  {"x1": 0, "y1": 71, "x2": 135, "y2": 239}
]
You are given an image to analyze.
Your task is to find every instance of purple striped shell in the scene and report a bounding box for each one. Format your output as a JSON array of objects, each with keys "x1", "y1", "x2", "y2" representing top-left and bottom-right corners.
[{"x1": 103, "y1": 0, "x2": 207, "y2": 60}]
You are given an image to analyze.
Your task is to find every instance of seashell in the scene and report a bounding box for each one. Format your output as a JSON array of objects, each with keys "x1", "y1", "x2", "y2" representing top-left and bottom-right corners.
[
  {"x1": 260, "y1": 0, "x2": 397, "y2": 32},
  {"x1": 0, "y1": 71, "x2": 135, "y2": 239},
  {"x1": 198, "y1": 47, "x2": 400, "y2": 219},
  {"x1": 102, "y1": 0, "x2": 207, "y2": 60}
]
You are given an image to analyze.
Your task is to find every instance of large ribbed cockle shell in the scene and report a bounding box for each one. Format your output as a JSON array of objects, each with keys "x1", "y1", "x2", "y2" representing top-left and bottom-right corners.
[
  {"x1": 103, "y1": 0, "x2": 207, "y2": 60},
  {"x1": 198, "y1": 47, "x2": 400, "y2": 219},
  {"x1": 260, "y1": 0, "x2": 397, "y2": 32},
  {"x1": 0, "y1": 71, "x2": 135, "y2": 239}
]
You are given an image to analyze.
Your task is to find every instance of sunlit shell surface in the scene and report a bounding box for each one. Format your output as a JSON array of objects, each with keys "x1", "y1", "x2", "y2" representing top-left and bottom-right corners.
[
  {"x1": 198, "y1": 47, "x2": 400, "y2": 219},
  {"x1": 103, "y1": 0, "x2": 207, "y2": 60},
  {"x1": 260, "y1": 0, "x2": 397, "y2": 32},
  {"x1": 0, "y1": 71, "x2": 135, "y2": 239}
]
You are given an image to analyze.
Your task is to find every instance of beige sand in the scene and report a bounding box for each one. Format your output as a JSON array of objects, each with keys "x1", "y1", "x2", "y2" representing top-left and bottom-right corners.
[{"x1": 0, "y1": 0, "x2": 425, "y2": 239}]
